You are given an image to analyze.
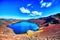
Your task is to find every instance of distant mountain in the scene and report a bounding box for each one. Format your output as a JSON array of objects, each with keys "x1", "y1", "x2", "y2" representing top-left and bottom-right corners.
[
  {"x1": 0, "y1": 13, "x2": 60, "y2": 27},
  {"x1": 27, "y1": 13, "x2": 60, "y2": 27}
]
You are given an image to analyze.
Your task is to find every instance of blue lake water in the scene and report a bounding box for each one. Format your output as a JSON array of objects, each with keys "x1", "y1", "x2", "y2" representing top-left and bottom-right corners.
[{"x1": 8, "y1": 22, "x2": 39, "y2": 34}]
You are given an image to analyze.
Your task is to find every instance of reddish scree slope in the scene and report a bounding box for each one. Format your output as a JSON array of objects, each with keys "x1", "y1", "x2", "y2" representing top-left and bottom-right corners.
[{"x1": 32, "y1": 24, "x2": 60, "y2": 38}]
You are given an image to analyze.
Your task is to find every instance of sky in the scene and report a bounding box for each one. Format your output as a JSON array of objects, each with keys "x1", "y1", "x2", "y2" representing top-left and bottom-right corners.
[{"x1": 0, "y1": 0, "x2": 60, "y2": 20}]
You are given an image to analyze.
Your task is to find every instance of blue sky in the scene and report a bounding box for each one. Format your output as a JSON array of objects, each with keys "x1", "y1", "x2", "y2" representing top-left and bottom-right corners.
[{"x1": 0, "y1": 0, "x2": 60, "y2": 20}]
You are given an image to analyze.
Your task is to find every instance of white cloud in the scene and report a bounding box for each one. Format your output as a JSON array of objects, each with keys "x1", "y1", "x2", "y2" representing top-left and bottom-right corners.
[
  {"x1": 30, "y1": 11, "x2": 42, "y2": 16},
  {"x1": 41, "y1": 2, "x2": 52, "y2": 8},
  {"x1": 19, "y1": 7, "x2": 30, "y2": 13},
  {"x1": 19, "y1": 7, "x2": 42, "y2": 17},
  {"x1": 46, "y1": 2, "x2": 52, "y2": 7},
  {"x1": 41, "y1": 2, "x2": 47, "y2": 8},
  {"x1": 40, "y1": 0, "x2": 43, "y2": 3},
  {"x1": 27, "y1": 4, "x2": 31, "y2": 7}
]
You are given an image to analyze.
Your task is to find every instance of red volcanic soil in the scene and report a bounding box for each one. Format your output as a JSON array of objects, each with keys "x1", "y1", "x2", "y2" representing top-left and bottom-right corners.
[{"x1": 32, "y1": 24, "x2": 60, "y2": 38}]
